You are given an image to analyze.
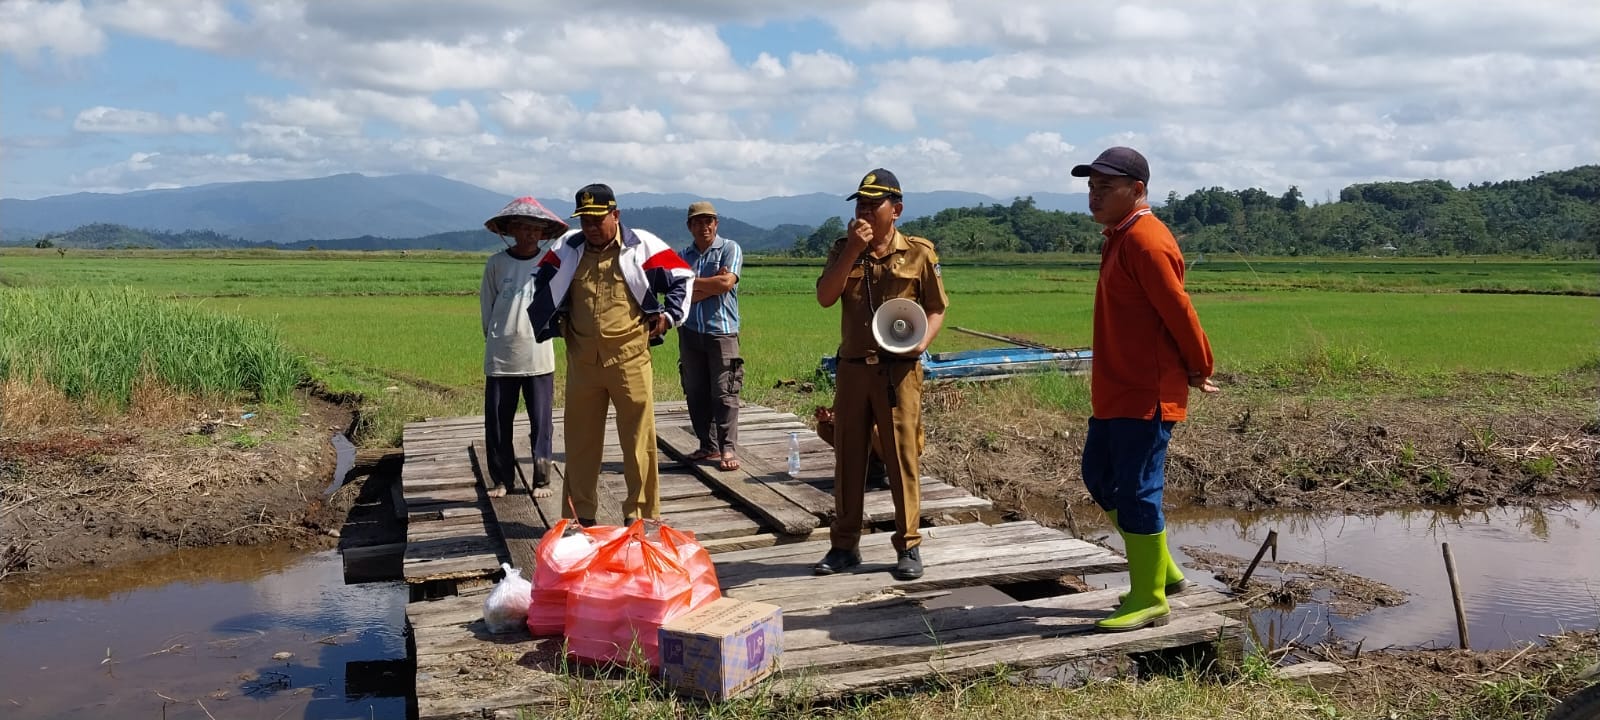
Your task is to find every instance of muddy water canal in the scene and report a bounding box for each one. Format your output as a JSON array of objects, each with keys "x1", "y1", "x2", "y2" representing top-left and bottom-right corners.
[
  {"x1": 0, "y1": 546, "x2": 407, "y2": 719},
  {"x1": 2, "y1": 501, "x2": 1596, "y2": 718},
  {"x1": 1087, "y1": 500, "x2": 1600, "y2": 651}
]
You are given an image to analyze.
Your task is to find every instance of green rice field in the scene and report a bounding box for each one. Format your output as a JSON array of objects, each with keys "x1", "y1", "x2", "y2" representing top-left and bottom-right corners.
[{"x1": 3, "y1": 249, "x2": 1596, "y2": 442}]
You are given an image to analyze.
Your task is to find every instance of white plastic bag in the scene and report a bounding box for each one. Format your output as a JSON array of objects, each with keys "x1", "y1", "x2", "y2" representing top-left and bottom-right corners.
[{"x1": 483, "y1": 562, "x2": 533, "y2": 634}]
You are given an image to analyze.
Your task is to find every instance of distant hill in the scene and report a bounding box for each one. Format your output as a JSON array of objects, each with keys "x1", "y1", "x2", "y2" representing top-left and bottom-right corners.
[
  {"x1": 0, "y1": 173, "x2": 1086, "y2": 247},
  {"x1": 0, "y1": 173, "x2": 511, "y2": 243}
]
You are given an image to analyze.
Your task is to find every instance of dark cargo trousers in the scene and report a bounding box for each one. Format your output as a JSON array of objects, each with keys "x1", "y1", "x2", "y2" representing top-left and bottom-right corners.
[{"x1": 677, "y1": 328, "x2": 743, "y2": 455}]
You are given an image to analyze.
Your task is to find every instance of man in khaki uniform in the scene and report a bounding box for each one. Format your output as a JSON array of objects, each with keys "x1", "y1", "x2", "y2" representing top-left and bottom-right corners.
[
  {"x1": 528, "y1": 184, "x2": 694, "y2": 524},
  {"x1": 813, "y1": 169, "x2": 948, "y2": 580}
]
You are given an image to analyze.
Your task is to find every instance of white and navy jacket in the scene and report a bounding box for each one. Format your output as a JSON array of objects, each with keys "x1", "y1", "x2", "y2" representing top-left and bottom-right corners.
[{"x1": 528, "y1": 226, "x2": 694, "y2": 346}]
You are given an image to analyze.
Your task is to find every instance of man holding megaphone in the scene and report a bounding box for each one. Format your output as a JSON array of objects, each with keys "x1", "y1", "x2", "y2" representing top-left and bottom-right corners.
[{"x1": 813, "y1": 169, "x2": 949, "y2": 581}]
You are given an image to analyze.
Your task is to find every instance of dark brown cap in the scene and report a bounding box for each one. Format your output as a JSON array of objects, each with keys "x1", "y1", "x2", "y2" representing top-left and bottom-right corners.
[{"x1": 1071, "y1": 147, "x2": 1150, "y2": 183}]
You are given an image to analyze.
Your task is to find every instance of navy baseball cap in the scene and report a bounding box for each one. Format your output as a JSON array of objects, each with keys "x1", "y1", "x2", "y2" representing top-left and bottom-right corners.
[
  {"x1": 846, "y1": 168, "x2": 902, "y2": 201},
  {"x1": 571, "y1": 183, "x2": 618, "y2": 217},
  {"x1": 1071, "y1": 147, "x2": 1150, "y2": 184}
]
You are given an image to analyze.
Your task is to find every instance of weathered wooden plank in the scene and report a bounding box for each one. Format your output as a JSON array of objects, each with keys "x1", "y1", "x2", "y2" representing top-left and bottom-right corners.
[
  {"x1": 405, "y1": 535, "x2": 499, "y2": 561},
  {"x1": 712, "y1": 523, "x2": 1071, "y2": 581},
  {"x1": 408, "y1": 520, "x2": 496, "y2": 543},
  {"x1": 710, "y1": 521, "x2": 1039, "y2": 564},
  {"x1": 735, "y1": 450, "x2": 840, "y2": 518},
  {"x1": 777, "y1": 586, "x2": 1236, "y2": 653},
  {"x1": 660, "y1": 506, "x2": 765, "y2": 540},
  {"x1": 656, "y1": 424, "x2": 819, "y2": 535},
  {"x1": 402, "y1": 474, "x2": 480, "y2": 492},
  {"x1": 407, "y1": 505, "x2": 484, "y2": 523},
  {"x1": 659, "y1": 494, "x2": 732, "y2": 514},
  {"x1": 719, "y1": 536, "x2": 1103, "y2": 593},
  {"x1": 698, "y1": 527, "x2": 822, "y2": 554},
  {"x1": 404, "y1": 553, "x2": 503, "y2": 582},
  {"x1": 471, "y1": 440, "x2": 543, "y2": 573},
  {"x1": 774, "y1": 612, "x2": 1238, "y2": 699},
  {"x1": 405, "y1": 593, "x2": 485, "y2": 629},
  {"x1": 403, "y1": 487, "x2": 481, "y2": 508}
]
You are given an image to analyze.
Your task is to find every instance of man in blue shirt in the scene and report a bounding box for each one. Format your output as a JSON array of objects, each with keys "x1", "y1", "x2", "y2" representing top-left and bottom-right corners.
[{"x1": 678, "y1": 201, "x2": 745, "y2": 471}]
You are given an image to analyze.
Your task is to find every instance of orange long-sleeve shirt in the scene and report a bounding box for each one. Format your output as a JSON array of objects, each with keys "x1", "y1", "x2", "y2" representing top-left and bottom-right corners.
[{"x1": 1091, "y1": 207, "x2": 1214, "y2": 422}]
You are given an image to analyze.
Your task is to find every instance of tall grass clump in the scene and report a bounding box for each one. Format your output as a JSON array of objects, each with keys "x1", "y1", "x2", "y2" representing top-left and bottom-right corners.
[{"x1": 0, "y1": 287, "x2": 306, "y2": 408}]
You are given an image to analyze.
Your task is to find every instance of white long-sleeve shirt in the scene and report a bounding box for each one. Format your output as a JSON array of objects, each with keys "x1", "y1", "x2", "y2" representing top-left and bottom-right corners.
[{"x1": 480, "y1": 245, "x2": 556, "y2": 376}]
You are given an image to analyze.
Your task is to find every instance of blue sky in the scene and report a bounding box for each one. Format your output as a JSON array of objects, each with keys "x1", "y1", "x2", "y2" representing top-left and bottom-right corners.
[{"x1": 2, "y1": 0, "x2": 1596, "y2": 202}]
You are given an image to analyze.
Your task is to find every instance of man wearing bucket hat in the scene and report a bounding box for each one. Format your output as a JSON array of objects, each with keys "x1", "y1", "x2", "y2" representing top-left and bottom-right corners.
[
  {"x1": 528, "y1": 183, "x2": 694, "y2": 524},
  {"x1": 481, "y1": 197, "x2": 571, "y2": 498},
  {"x1": 678, "y1": 201, "x2": 746, "y2": 472},
  {"x1": 813, "y1": 169, "x2": 948, "y2": 581},
  {"x1": 1072, "y1": 146, "x2": 1217, "y2": 632}
]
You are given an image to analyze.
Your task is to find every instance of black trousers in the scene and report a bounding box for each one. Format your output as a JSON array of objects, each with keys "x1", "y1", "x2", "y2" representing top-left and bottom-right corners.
[{"x1": 484, "y1": 373, "x2": 554, "y2": 488}]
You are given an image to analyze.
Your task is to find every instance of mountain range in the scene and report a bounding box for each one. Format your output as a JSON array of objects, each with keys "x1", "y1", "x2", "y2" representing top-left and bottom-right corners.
[{"x1": 0, "y1": 173, "x2": 1087, "y2": 251}]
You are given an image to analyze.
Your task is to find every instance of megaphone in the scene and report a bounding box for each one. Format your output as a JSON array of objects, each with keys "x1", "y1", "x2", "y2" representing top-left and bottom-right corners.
[{"x1": 871, "y1": 297, "x2": 928, "y2": 355}]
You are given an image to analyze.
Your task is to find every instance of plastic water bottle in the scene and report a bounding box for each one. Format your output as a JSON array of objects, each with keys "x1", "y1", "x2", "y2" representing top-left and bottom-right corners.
[{"x1": 787, "y1": 432, "x2": 802, "y2": 477}]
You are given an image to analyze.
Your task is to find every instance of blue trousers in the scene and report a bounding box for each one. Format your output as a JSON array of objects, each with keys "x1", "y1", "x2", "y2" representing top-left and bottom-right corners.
[{"x1": 1081, "y1": 415, "x2": 1175, "y2": 535}]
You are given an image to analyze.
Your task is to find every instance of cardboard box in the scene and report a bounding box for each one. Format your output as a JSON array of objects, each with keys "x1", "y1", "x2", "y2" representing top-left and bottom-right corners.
[{"x1": 658, "y1": 597, "x2": 783, "y2": 701}]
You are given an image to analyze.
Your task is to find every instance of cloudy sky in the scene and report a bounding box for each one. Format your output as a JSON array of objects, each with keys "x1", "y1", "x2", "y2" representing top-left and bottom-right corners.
[{"x1": 2, "y1": 0, "x2": 1597, "y2": 202}]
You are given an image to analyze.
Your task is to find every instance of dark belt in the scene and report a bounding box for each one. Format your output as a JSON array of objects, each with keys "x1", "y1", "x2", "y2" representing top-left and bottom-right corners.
[{"x1": 840, "y1": 355, "x2": 918, "y2": 365}]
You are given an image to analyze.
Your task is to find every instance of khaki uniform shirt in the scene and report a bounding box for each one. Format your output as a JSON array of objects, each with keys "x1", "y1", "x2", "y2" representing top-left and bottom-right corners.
[
  {"x1": 567, "y1": 234, "x2": 648, "y2": 367},
  {"x1": 827, "y1": 229, "x2": 949, "y2": 360}
]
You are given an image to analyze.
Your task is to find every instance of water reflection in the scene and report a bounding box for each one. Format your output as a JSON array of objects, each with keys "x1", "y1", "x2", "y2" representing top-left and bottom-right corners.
[
  {"x1": 1087, "y1": 499, "x2": 1600, "y2": 651},
  {"x1": 0, "y1": 546, "x2": 407, "y2": 719}
]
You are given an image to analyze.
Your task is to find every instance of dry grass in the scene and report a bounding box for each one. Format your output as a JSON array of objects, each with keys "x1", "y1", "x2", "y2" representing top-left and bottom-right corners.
[{"x1": 0, "y1": 376, "x2": 78, "y2": 432}]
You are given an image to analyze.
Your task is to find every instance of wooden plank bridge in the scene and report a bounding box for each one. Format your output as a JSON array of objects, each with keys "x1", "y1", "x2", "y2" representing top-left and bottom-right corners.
[{"x1": 373, "y1": 400, "x2": 1241, "y2": 719}]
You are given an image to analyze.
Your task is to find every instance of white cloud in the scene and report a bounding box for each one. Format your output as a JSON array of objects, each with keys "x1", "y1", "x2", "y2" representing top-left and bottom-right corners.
[
  {"x1": 174, "y1": 112, "x2": 227, "y2": 133},
  {"x1": 862, "y1": 96, "x2": 917, "y2": 133},
  {"x1": 787, "y1": 51, "x2": 856, "y2": 89},
  {"x1": 91, "y1": 0, "x2": 243, "y2": 51},
  {"x1": 0, "y1": 0, "x2": 106, "y2": 62},
  {"x1": 487, "y1": 92, "x2": 582, "y2": 135},
  {"x1": 582, "y1": 107, "x2": 669, "y2": 143},
  {"x1": 9, "y1": 1, "x2": 1600, "y2": 202},
  {"x1": 248, "y1": 96, "x2": 364, "y2": 136},
  {"x1": 73, "y1": 106, "x2": 225, "y2": 134},
  {"x1": 672, "y1": 112, "x2": 742, "y2": 141},
  {"x1": 341, "y1": 91, "x2": 481, "y2": 135}
]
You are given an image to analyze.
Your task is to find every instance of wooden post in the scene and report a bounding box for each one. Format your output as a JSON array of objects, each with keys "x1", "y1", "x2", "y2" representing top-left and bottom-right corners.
[
  {"x1": 1235, "y1": 529, "x2": 1278, "y2": 590},
  {"x1": 1442, "y1": 542, "x2": 1470, "y2": 650}
]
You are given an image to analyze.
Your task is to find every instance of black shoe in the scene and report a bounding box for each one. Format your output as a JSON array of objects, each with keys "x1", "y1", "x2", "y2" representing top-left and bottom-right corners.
[
  {"x1": 866, "y1": 458, "x2": 890, "y2": 490},
  {"x1": 892, "y1": 547, "x2": 923, "y2": 580},
  {"x1": 812, "y1": 548, "x2": 861, "y2": 575}
]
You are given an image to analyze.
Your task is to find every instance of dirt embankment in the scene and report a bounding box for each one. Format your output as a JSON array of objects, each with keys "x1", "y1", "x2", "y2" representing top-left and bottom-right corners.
[
  {"x1": 0, "y1": 392, "x2": 355, "y2": 578},
  {"x1": 922, "y1": 374, "x2": 1600, "y2": 521}
]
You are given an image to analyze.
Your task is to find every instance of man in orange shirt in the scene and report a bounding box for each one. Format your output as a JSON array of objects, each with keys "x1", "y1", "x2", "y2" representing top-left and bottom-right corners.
[{"x1": 1073, "y1": 147, "x2": 1218, "y2": 632}]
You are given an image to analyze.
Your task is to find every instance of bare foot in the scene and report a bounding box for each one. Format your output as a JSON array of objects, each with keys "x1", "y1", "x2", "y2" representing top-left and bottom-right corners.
[
  {"x1": 718, "y1": 453, "x2": 741, "y2": 471},
  {"x1": 686, "y1": 448, "x2": 716, "y2": 461},
  {"x1": 487, "y1": 484, "x2": 507, "y2": 498},
  {"x1": 532, "y1": 487, "x2": 552, "y2": 498}
]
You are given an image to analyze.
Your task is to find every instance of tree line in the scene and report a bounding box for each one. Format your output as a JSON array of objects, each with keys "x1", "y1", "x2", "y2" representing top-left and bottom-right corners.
[{"x1": 786, "y1": 165, "x2": 1599, "y2": 258}]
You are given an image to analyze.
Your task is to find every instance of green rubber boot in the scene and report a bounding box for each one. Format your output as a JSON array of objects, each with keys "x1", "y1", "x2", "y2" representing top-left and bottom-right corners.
[
  {"x1": 1107, "y1": 510, "x2": 1189, "y2": 601},
  {"x1": 1097, "y1": 529, "x2": 1172, "y2": 632}
]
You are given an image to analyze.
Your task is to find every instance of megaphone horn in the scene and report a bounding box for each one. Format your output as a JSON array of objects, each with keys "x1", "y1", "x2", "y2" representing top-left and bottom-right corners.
[{"x1": 871, "y1": 297, "x2": 928, "y2": 355}]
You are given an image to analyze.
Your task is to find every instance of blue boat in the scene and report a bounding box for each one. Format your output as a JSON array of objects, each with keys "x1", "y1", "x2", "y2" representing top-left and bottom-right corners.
[{"x1": 820, "y1": 345, "x2": 1091, "y2": 382}]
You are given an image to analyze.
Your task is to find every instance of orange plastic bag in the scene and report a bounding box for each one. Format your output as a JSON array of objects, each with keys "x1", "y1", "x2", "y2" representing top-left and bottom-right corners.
[
  {"x1": 526, "y1": 519, "x2": 626, "y2": 636},
  {"x1": 565, "y1": 520, "x2": 693, "y2": 666},
  {"x1": 655, "y1": 523, "x2": 722, "y2": 609}
]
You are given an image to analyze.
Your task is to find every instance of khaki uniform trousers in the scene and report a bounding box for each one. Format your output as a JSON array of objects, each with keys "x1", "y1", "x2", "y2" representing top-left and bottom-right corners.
[
  {"x1": 830, "y1": 357, "x2": 924, "y2": 552},
  {"x1": 561, "y1": 352, "x2": 660, "y2": 522}
]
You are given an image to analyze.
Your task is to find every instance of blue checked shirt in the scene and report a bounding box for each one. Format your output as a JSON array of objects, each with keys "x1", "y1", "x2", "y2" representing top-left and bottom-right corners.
[{"x1": 680, "y1": 235, "x2": 742, "y2": 335}]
